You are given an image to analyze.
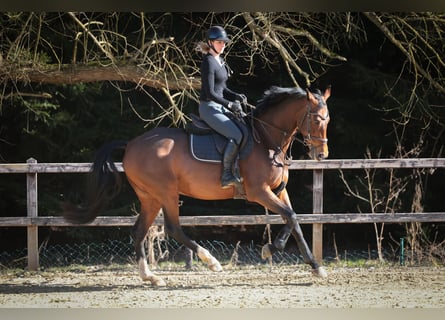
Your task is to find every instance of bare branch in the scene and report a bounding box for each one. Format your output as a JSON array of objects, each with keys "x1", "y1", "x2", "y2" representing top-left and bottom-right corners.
[
  {"x1": 240, "y1": 12, "x2": 349, "y2": 86},
  {"x1": 364, "y1": 12, "x2": 445, "y2": 95},
  {"x1": 68, "y1": 12, "x2": 116, "y2": 64}
]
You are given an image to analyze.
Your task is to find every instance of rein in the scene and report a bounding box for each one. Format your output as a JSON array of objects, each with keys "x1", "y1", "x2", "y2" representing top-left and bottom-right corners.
[
  {"x1": 246, "y1": 103, "x2": 289, "y2": 143},
  {"x1": 246, "y1": 104, "x2": 290, "y2": 167}
]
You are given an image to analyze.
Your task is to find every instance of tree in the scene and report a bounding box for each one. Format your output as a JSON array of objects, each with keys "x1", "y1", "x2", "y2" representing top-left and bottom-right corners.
[
  {"x1": 0, "y1": 12, "x2": 352, "y2": 127},
  {"x1": 2, "y1": 12, "x2": 444, "y2": 128}
]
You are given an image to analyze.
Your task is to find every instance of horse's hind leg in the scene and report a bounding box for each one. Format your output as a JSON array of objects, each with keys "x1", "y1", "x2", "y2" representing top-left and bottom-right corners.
[
  {"x1": 132, "y1": 195, "x2": 166, "y2": 286},
  {"x1": 162, "y1": 196, "x2": 222, "y2": 272}
]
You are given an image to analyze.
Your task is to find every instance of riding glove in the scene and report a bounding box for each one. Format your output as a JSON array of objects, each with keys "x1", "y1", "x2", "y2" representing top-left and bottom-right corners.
[{"x1": 227, "y1": 100, "x2": 243, "y2": 114}]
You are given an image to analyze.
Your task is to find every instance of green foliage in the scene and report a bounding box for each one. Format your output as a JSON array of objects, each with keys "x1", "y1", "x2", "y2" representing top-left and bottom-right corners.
[{"x1": 22, "y1": 100, "x2": 60, "y2": 132}]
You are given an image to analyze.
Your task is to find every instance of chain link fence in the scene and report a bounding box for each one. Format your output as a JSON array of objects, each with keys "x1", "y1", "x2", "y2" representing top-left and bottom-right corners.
[{"x1": 1, "y1": 237, "x2": 404, "y2": 270}]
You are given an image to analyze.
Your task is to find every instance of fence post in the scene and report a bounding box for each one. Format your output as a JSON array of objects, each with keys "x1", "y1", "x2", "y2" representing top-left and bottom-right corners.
[
  {"x1": 26, "y1": 158, "x2": 39, "y2": 270},
  {"x1": 312, "y1": 169, "x2": 323, "y2": 263}
]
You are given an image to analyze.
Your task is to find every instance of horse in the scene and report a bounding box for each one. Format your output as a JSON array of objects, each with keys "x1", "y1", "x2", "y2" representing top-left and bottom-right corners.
[{"x1": 63, "y1": 86, "x2": 331, "y2": 286}]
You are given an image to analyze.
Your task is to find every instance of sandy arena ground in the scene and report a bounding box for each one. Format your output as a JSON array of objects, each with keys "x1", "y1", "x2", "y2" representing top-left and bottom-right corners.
[{"x1": 0, "y1": 263, "x2": 444, "y2": 308}]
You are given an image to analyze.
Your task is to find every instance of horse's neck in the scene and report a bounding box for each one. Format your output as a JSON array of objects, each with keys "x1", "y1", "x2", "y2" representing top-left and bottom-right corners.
[
  {"x1": 257, "y1": 105, "x2": 303, "y2": 152},
  {"x1": 256, "y1": 115, "x2": 296, "y2": 153}
]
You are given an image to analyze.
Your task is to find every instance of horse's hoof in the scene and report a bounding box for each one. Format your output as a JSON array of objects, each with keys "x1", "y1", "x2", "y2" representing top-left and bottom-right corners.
[
  {"x1": 141, "y1": 275, "x2": 166, "y2": 286},
  {"x1": 261, "y1": 244, "x2": 272, "y2": 260},
  {"x1": 312, "y1": 266, "x2": 328, "y2": 278},
  {"x1": 152, "y1": 278, "x2": 167, "y2": 286},
  {"x1": 150, "y1": 276, "x2": 167, "y2": 286},
  {"x1": 209, "y1": 261, "x2": 223, "y2": 272}
]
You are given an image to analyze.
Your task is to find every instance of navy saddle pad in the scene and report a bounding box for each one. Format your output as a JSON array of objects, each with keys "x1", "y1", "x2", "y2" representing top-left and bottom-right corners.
[
  {"x1": 190, "y1": 133, "x2": 226, "y2": 163},
  {"x1": 186, "y1": 113, "x2": 253, "y2": 163}
]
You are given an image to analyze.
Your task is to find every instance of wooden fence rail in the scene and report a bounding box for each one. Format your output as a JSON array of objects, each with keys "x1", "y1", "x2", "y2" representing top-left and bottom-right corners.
[{"x1": 1, "y1": 157, "x2": 445, "y2": 270}]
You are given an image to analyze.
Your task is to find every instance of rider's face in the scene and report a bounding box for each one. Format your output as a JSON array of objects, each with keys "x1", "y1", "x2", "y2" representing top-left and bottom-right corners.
[{"x1": 211, "y1": 40, "x2": 226, "y2": 53}]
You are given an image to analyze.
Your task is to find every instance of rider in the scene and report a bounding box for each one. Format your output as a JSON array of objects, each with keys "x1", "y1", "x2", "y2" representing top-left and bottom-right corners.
[{"x1": 197, "y1": 26, "x2": 247, "y2": 188}]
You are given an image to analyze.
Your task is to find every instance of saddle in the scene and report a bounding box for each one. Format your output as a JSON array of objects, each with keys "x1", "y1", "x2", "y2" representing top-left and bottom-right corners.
[
  {"x1": 184, "y1": 113, "x2": 254, "y2": 199},
  {"x1": 184, "y1": 113, "x2": 253, "y2": 163}
]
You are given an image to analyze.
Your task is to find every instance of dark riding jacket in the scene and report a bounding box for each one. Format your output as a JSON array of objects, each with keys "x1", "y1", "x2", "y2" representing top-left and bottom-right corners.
[{"x1": 199, "y1": 53, "x2": 239, "y2": 107}]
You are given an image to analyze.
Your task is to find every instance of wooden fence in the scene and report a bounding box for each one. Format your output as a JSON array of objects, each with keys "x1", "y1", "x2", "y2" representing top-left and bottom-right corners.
[{"x1": 1, "y1": 157, "x2": 445, "y2": 271}]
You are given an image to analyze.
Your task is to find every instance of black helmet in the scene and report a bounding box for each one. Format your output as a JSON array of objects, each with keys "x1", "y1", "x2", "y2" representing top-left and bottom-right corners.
[{"x1": 207, "y1": 26, "x2": 229, "y2": 42}]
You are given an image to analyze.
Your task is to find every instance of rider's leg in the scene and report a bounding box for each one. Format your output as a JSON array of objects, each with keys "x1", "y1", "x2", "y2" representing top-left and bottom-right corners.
[
  {"x1": 221, "y1": 138, "x2": 241, "y2": 188},
  {"x1": 199, "y1": 101, "x2": 243, "y2": 188}
]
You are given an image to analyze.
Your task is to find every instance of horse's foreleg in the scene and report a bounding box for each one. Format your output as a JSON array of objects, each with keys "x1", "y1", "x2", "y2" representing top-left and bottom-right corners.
[
  {"x1": 261, "y1": 213, "x2": 327, "y2": 278},
  {"x1": 261, "y1": 212, "x2": 295, "y2": 259},
  {"x1": 291, "y1": 224, "x2": 328, "y2": 278},
  {"x1": 259, "y1": 189, "x2": 296, "y2": 259},
  {"x1": 256, "y1": 188, "x2": 327, "y2": 276}
]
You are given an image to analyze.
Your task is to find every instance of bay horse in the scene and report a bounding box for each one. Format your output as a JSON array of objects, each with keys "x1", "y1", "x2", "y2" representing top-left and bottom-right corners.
[{"x1": 63, "y1": 86, "x2": 331, "y2": 286}]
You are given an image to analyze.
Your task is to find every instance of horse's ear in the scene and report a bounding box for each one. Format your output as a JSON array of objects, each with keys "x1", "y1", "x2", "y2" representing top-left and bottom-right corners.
[
  {"x1": 323, "y1": 85, "x2": 331, "y2": 101},
  {"x1": 306, "y1": 88, "x2": 318, "y2": 105}
]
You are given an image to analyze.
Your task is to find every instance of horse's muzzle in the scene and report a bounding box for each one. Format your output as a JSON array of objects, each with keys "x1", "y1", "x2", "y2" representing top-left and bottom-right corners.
[
  {"x1": 317, "y1": 153, "x2": 326, "y2": 161},
  {"x1": 314, "y1": 145, "x2": 328, "y2": 161},
  {"x1": 308, "y1": 143, "x2": 328, "y2": 161}
]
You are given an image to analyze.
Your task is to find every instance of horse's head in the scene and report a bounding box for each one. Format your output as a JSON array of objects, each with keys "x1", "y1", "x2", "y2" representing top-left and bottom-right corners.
[
  {"x1": 300, "y1": 87, "x2": 331, "y2": 161},
  {"x1": 254, "y1": 86, "x2": 331, "y2": 161}
]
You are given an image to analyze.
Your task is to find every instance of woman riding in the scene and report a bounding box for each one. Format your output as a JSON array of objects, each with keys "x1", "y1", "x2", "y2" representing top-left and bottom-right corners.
[{"x1": 197, "y1": 25, "x2": 247, "y2": 188}]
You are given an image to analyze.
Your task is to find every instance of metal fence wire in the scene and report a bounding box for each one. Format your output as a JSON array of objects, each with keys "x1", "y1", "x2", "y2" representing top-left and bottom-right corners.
[{"x1": 0, "y1": 238, "x2": 402, "y2": 270}]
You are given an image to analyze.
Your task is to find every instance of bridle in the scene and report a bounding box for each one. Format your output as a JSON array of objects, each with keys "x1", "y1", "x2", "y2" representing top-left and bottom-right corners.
[
  {"x1": 295, "y1": 102, "x2": 329, "y2": 147},
  {"x1": 247, "y1": 99, "x2": 329, "y2": 165}
]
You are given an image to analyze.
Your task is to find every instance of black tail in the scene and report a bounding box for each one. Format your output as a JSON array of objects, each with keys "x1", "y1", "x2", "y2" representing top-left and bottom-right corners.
[{"x1": 63, "y1": 140, "x2": 128, "y2": 224}]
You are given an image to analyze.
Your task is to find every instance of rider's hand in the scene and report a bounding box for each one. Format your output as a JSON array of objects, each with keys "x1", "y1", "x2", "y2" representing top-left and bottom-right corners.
[
  {"x1": 237, "y1": 94, "x2": 248, "y2": 106},
  {"x1": 229, "y1": 100, "x2": 243, "y2": 114}
]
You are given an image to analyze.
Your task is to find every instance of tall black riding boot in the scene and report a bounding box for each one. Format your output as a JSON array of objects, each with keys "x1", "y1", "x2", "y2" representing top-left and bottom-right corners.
[{"x1": 221, "y1": 139, "x2": 241, "y2": 188}]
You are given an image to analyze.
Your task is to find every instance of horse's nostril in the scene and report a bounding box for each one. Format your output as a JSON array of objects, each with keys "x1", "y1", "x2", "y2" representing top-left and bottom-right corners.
[{"x1": 318, "y1": 153, "x2": 325, "y2": 161}]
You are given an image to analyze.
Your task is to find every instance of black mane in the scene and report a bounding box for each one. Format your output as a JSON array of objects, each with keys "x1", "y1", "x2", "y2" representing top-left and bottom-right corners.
[{"x1": 253, "y1": 86, "x2": 308, "y2": 117}]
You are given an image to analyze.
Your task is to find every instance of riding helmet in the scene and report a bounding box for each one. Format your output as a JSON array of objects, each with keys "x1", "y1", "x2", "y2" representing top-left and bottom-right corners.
[{"x1": 207, "y1": 26, "x2": 229, "y2": 42}]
